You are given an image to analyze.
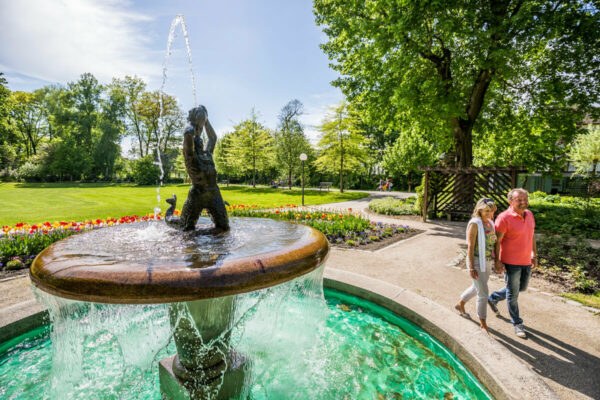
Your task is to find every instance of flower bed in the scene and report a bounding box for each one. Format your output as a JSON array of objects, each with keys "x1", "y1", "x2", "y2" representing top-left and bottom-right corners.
[
  {"x1": 1, "y1": 205, "x2": 414, "y2": 272},
  {"x1": 368, "y1": 197, "x2": 419, "y2": 216}
]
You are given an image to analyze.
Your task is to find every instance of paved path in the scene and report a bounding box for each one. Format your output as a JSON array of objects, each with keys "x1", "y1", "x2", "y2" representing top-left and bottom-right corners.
[{"x1": 1, "y1": 192, "x2": 598, "y2": 399}]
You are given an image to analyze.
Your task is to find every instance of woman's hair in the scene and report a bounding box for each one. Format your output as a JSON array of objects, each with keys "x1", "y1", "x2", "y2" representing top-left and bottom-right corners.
[{"x1": 472, "y1": 198, "x2": 496, "y2": 218}]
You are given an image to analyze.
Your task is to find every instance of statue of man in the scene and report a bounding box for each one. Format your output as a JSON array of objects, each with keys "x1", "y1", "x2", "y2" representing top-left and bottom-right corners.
[{"x1": 166, "y1": 106, "x2": 229, "y2": 234}]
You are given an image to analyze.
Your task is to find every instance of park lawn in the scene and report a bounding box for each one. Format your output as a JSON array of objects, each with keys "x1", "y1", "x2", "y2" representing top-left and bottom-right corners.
[{"x1": 0, "y1": 183, "x2": 368, "y2": 226}]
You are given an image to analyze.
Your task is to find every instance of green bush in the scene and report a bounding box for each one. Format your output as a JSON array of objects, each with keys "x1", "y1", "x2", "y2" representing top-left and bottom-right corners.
[
  {"x1": 17, "y1": 161, "x2": 44, "y2": 182},
  {"x1": 529, "y1": 191, "x2": 600, "y2": 239},
  {"x1": 537, "y1": 234, "x2": 600, "y2": 293},
  {"x1": 369, "y1": 196, "x2": 419, "y2": 216},
  {"x1": 133, "y1": 156, "x2": 161, "y2": 185},
  {"x1": 6, "y1": 259, "x2": 24, "y2": 270}
]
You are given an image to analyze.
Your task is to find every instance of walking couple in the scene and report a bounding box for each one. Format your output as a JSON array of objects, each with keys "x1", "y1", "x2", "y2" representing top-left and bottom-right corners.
[{"x1": 455, "y1": 188, "x2": 537, "y2": 338}]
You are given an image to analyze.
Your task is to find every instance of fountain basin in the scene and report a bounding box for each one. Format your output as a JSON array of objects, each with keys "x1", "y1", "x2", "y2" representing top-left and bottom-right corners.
[{"x1": 29, "y1": 218, "x2": 329, "y2": 303}]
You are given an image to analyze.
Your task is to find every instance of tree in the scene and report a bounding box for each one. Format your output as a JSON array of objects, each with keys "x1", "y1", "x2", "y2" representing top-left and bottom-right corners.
[
  {"x1": 214, "y1": 132, "x2": 237, "y2": 186},
  {"x1": 314, "y1": 1, "x2": 600, "y2": 168},
  {"x1": 9, "y1": 90, "x2": 48, "y2": 158},
  {"x1": 313, "y1": 102, "x2": 369, "y2": 192},
  {"x1": 111, "y1": 76, "x2": 147, "y2": 158},
  {"x1": 230, "y1": 110, "x2": 275, "y2": 187},
  {"x1": 275, "y1": 100, "x2": 312, "y2": 189},
  {"x1": 383, "y1": 127, "x2": 437, "y2": 191},
  {"x1": 68, "y1": 73, "x2": 102, "y2": 147},
  {"x1": 137, "y1": 91, "x2": 183, "y2": 159},
  {"x1": 569, "y1": 125, "x2": 600, "y2": 195},
  {"x1": 93, "y1": 86, "x2": 126, "y2": 179}
]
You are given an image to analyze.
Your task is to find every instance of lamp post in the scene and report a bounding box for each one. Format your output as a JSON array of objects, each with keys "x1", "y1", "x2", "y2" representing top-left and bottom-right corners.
[{"x1": 299, "y1": 153, "x2": 307, "y2": 206}]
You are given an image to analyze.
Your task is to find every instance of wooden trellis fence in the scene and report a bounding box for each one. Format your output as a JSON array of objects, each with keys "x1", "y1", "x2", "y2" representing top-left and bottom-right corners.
[{"x1": 419, "y1": 166, "x2": 526, "y2": 221}]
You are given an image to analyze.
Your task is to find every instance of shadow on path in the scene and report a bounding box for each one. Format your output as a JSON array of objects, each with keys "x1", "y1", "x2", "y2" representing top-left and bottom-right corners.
[{"x1": 488, "y1": 316, "x2": 600, "y2": 399}]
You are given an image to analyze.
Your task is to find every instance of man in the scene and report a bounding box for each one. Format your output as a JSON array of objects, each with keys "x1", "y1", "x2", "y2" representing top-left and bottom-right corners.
[{"x1": 488, "y1": 188, "x2": 538, "y2": 338}]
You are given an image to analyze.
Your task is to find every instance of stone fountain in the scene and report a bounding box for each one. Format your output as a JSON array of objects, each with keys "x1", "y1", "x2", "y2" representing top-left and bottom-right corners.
[{"x1": 30, "y1": 106, "x2": 329, "y2": 399}]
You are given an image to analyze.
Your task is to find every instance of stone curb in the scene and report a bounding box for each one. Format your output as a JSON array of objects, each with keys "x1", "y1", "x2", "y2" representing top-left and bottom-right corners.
[{"x1": 324, "y1": 267, "x2": 560, "y2": 400}]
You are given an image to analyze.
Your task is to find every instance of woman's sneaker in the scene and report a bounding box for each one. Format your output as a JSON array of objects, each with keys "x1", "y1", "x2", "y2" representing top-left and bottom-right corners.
[
  {"x1": 514, "y1": 324, "x2": 527, "y2": 338},
  {"x1": 487, "y1": 299, "x2": 499, "y2": 314}
]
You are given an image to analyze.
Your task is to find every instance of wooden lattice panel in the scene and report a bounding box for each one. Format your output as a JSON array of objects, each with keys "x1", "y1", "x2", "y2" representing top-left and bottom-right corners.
[{"x1": 420, "y1": 167, "x2": 525, "y2": 221}]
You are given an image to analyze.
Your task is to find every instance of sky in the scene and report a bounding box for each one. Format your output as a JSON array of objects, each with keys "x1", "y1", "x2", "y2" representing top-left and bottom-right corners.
[{"x1": 0, "y1": 0, "x2": 343, "y2": 152}]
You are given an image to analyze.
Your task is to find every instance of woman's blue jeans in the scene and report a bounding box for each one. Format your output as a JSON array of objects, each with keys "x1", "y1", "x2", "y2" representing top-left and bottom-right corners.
[{"x1": 489, "y1": 264, "x2": 532, "y2": 325}]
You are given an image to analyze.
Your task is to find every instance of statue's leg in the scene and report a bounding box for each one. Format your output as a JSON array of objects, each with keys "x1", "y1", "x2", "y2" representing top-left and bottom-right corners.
[
  {"x1": 180, "y1": 186, "x2": 204, "y2": 231},
  {"x1": 206, "y1": 189, "x2": 230, "y2": 233}
]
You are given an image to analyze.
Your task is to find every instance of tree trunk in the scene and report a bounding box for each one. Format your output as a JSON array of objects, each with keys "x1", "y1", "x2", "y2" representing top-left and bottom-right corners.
[
  {"x1": 252, "y1": 157, "x2": 256, "y2": 188},
  {"x1": 408, "y1": 170, "x2": 412, "y2": 192},
  {"x1": 288, "y1": 168, "x2": 292, "y2": 190}
]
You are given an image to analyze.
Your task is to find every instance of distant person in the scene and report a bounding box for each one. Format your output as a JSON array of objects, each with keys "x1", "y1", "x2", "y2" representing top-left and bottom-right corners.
[
  {"x1": 488, "y1": 189, "x2": 537, "y2": 339},
  {"x1": 270, "y1": 180, "x2": 277, "y2": 188},
  {"x1": 455, "y1": 198, "x2": 497, "y2": 334},
  {"x1": 386, "y1": 179, "x2": 393, "y2": 192},
  {"x1": 376, "y1": 179, "x2": 383, "y2": 191}
]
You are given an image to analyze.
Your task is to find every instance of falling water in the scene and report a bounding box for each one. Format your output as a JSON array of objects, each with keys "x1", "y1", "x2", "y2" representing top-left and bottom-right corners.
[{"x1": 154, "y1": 14, "x2": 198, "y2": 217}]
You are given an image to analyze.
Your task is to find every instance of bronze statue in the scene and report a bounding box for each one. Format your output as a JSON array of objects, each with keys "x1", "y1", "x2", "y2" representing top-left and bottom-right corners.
[{"x1": 165, "y1": 105, "x2": 229, "y2": 234}]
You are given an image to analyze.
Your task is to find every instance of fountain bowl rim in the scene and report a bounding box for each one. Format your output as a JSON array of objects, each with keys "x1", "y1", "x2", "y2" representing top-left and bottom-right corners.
[{"x1": 29, "y1": 220, "x2": 329, "y2": 304}]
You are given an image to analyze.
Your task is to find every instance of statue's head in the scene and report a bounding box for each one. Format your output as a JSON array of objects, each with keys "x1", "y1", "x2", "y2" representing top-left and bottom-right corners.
[{"x1": 188, "y1": 105, "x2": 207, "y2": 126}]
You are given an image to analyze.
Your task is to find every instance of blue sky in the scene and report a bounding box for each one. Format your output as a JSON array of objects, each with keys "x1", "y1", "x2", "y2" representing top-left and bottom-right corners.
[{"x1": 0, "y1": 0, "x2": 343, "y2": 148}]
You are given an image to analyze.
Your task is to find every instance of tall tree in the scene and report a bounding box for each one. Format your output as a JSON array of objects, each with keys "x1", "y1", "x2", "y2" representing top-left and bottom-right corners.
[
  {"x1": 93, "y1": 86, "x2": 126, "y2": 179},
  {"x1": 68, "y1": 73, "x2": 102, "y2": 147},
  {"x1": 9, "y1": 90, "x2": 48, "y2": 158},
  {"x1": 382, "y1": 127, "x2": 437, "y2": 191},
  {"x1": 275, "y1": 100, "x2": 312, "y2": 189},
  {"x1": 111, "y1": 76, "x2": 147, "y2": 158},
  {"x1": 214, "y1": 132, "x2": 237, "y2": 186},
  {"x1": 313, "y1": 102, "x2": 369, "y2": 192},
  {"x1": 314, "y1": 1, "x2": 600, "y2": 168},
  {"x1": 230, "y1": 109, "x2": 275, "y2": 188},
  {"x1": 569, "y1": 125, "x2": 600, "y2": 194},
  {"x1": 137, "y1": 91, "x2": 183, "y2": 158}
]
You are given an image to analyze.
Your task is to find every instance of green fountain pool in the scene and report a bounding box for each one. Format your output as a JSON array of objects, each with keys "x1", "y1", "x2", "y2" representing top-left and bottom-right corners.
[{"x1": 0, "y1": 287, "x2": 492, "y2": 399}]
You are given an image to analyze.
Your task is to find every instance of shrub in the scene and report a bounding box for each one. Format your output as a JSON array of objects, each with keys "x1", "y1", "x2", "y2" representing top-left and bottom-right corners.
[
  {"x1": 529, "y1": 192, "x2": 600, "y2": 239},
  {"x1": 369, "y1": 197, "x2": 419, "y2": 215},
  {"x1": 6, "y1": 258, "x2": 24, "y2": 270},
  {"x1": 537, "y1": 234, "x2": 600, "y2": 293},
  {"x1": 17, "y1": 161, "x2": 44, "y2": 182},
  {"x1": 133, "y1": 156, "x2": 161, "y2": 185}
]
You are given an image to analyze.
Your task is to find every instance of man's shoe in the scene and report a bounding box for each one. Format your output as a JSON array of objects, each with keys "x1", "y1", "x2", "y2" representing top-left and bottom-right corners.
[
  {"x1": 514, "y1": 324, "x2": 527, "y2": 338},
  {"x1": 488, "y1": 299, "x2": 499, "y2": 314}
]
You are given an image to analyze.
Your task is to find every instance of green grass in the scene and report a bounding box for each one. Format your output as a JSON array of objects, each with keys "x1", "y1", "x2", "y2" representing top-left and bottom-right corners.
[
  {"x1": 0, "y1": 183, "x2": 368, "y2": 226},
  {"x1": 560, "y1": 291, "x2": 600, "y2": 310}
]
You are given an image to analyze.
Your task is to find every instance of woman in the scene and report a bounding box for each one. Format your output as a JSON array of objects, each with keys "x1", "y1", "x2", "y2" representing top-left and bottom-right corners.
[{"x1": 455, "y1": 198, "x2": 497, "y2": 334}]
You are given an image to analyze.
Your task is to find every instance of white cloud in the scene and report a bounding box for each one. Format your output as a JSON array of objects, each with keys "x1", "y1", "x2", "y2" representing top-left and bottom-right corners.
[{"x1": 0, "y1": 0, "x2": 160, "y2": 84}]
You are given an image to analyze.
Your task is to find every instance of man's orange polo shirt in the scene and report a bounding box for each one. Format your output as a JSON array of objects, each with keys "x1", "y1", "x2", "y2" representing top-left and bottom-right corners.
[{"x1": 495, "y1": 207, "x2": 535, "y2": 265}]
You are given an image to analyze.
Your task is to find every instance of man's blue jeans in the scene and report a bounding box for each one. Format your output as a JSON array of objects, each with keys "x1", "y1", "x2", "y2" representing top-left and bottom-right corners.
[{"x1": 489, "y1": 264, "x2": 531, "y2": 325}]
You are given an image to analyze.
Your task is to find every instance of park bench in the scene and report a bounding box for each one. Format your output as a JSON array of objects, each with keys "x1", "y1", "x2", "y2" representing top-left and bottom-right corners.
[{"x1": 319, "y1": 182, "x2": 332, "y2": 191}]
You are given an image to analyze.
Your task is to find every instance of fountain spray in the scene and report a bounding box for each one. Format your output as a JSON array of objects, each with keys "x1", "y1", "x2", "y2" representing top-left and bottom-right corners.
[{"x1": 154, "y1": 14, "x2": 198, "y2": 217}]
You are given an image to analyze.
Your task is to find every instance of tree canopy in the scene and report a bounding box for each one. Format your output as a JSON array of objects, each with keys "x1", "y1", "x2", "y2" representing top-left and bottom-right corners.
[
  {"x1": 275, "y1": 99, "x2": 312, "y2": 188},
  {"x1": 314, "y1": 102, "x2": 370, "y2": 192},
  {"x1": 569, "y1": 125, "x2": 600, "y2": 193},
  {"x1": 314, "y1": 0, "x2": 600, "y2": 168}
]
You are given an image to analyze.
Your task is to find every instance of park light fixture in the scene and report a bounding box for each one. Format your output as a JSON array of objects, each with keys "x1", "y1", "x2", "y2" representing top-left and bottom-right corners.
[{"x1": 299, "y1": 153, "x2": 307, "y2": 206}]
